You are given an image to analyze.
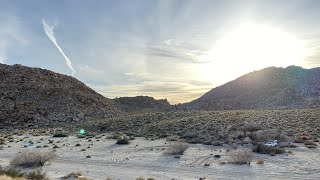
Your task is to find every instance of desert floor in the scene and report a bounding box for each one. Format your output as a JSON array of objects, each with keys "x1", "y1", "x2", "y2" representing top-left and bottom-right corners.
[{"x1": 1, "y1": 135, "x2": 320, "y2": 180}]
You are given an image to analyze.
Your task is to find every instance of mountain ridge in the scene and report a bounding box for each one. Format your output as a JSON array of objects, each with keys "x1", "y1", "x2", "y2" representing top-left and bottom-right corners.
[{"x1": 184, "y1": 66, "x2": 320, "y2": 110}]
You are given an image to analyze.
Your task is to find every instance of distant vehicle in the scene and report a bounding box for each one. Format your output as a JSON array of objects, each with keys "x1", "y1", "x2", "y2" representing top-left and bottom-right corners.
[{"x1": 265, "y1": 140, "x2": 278, "y2": 147}]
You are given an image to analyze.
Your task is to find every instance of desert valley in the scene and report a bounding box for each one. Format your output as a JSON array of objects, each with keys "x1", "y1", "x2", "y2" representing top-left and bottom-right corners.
[{"x1": 0, "y1": 63, "x2": 320, "y2": 180}]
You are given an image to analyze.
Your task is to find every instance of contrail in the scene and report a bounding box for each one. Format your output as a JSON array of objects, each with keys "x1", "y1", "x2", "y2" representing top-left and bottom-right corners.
[{"x1": 42, "y1": 18, "x2": 76, "y2": 76}]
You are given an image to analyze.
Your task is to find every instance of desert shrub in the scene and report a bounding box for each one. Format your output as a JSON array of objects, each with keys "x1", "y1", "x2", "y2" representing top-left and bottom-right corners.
[
  {"x1": 77, "y1": 135, "x2": 86, "y2": 139},
  {"x1": 227, "y1": 149, "x2": 253, "y2": 165},
  {"x1": 53, "y1": 133, "x2": 68, "y2": 138},
  {"x1": 10, "y1": 150, "x2": 57, "y2": 167},
  {"x1": 0, "y1": 175, "x2": 25, "y2": 180},
  {"x1": 242, "y1": 123, "x2": 263, "y2": 137},
  {"x1": 306, "y1": 145, "x2": 317, "y2": 149},
  {"x1": 116, "y1": 137, "x2": 130, "y2": 145},
  {"x1": 293, "y1": 139, "x2": 303, "y2": 143},
  {"x1": 0, "y1": 167, "x2": 24, "y2": 178},
  {"x1": 256, "y1": 159, "x2": 265, "y2": 164},
  {"x1": 111, "y1": 133, "x2": 122, "y2": 140},
  {"x1": 0, "y1": 139, "x2": 5, "y2": 145},
  {"x1": 252, "y1": 144, "x2": 285, "y2": 155},
  {"x1": 164, "y1": 142, "x2": 190, "y2": 155},
  {"x1": 212, "y1": 141, "x2": 223, "y2": 146},
  {"x1": 279, "y1": 143, "x2": 298, "y2": 148},
  {"x1": 26, "y1": 169, "x2": 48, "y2": 180},
  {"x1": 62, "y1": 171, "x2": 82, "y2": 179},
  {"x1": 276, "y1": 134, "x2": 290, "y2": 142},
  {"x1": 304, "y1": 141, "x2": 317, "y2": 146}
]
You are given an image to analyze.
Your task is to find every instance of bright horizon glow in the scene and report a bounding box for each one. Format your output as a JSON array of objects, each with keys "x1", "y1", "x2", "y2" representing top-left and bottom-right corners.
[{"x1": 200, "y1": 22, "x2": 308, "y2": 85}]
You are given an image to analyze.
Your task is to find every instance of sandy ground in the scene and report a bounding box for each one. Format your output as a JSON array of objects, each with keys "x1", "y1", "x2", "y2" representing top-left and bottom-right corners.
[{"x1": 1, "y1": 135, "x2": 320, "y2": 180}]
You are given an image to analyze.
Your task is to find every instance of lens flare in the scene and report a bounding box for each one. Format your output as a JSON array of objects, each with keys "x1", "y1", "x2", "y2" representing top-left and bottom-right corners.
[{"x1": 79, "y1": 129, "x2": 86, "y2": 135}]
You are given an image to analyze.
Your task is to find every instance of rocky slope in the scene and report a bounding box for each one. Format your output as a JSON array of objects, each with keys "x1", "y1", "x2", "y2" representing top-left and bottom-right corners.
[
  {"x1": 0, "y1": 63, "x2": 119, "y2": 129},
  {"x1": 185, "y1": 66, "x2": 320, "y2": 110},
  {"x1": 114, "y1": 96, "x2": 171, "y2": 112}
]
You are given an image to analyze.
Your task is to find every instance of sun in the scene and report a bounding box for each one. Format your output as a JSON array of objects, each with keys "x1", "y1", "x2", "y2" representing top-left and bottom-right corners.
[{"x1": 200, "y1": 22, "x2": 307, "y2": 85}]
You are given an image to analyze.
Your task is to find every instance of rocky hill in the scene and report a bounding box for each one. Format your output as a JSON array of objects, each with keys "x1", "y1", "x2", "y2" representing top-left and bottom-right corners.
[
  {"x1": 185, "y1": 66, "x2": 320, "y2": 110},
  {"x1": 0, "y1": 63, "x2": 119, "y2": 129},
  {"x1": 114, "y1": 96, "x2": 171, "y2": 112}
]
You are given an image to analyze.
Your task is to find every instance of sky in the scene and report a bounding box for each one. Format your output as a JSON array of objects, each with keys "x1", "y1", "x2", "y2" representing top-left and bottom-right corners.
[{"x1": 1, "y1": 0, "x2": 320, "y2": 104}]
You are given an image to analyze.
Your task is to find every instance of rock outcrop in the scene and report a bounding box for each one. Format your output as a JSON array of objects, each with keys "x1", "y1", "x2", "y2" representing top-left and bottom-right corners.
[{"x1": 0, "y1": 63, "x2": 118, "y2": 129}]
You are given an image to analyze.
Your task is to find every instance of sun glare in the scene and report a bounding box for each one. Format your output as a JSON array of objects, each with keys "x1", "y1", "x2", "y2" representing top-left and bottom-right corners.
[{"x1": 201, "y1": 22, "x2": 307, "y2": 85}]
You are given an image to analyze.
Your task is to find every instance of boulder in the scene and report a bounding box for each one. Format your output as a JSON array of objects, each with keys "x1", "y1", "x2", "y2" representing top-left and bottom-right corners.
[{"x1": 243, "y1": 137, "x2": 252, "y2": 144}]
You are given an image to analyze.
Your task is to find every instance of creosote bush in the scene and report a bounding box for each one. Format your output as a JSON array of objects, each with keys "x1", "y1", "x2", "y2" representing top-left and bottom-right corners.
[
  {"x1": 227, "y1": 149, "x2": 253, "y2": 165},
  {"x1": 164, "y1": 142, "x2": 190, "y2": 155},
  {"x1": 10, "y1": 150, "x2": 57, "y2": 167},
  {"x1": 304, "y1": 141, "x2": 317, "y2": 146},
  {"x1": 53, "y1": 133, "x2": 68, "y2": 138},
  {"x1": 252, "y1": 144, "x2": 285, "y2": 155},
  {"x1": 116, "y1": 137, "x2": 130, "y2": 145}
]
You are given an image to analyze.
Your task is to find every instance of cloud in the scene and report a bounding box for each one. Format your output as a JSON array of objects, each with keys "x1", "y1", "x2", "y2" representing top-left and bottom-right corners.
[
  {"x1": 144, "y1": 40, "x2": 210, "y2": 64},
  {"x1": 78, "y1": 64, "x2": 104, "y2": 75},
  {"x1": 42, "y1": 18, "x2": 76, "y2": 76},
  {"x1": 124, "y1": 72, "x2": 143, "y2": 77}
]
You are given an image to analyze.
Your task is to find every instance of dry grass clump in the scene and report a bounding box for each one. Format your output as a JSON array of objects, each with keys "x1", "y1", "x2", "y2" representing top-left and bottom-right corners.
[
  {"x1": 164, "y1": 142, "x2": 190, "y2": 155},
  {"x1": 0, "y1": 168, "x2": 24, "y2": 179},
  {"x1": 0, "y1": 167, "x2": 47, "y2": 180},
  {"x1": 10, "y1": 150, "x2": 57, "y2": 167},
  {"x1": 62, "y1": 171, "x2": 82, "y2": 179},
  {"x1": 0, "y1": 175, "x2": 26, "y2": 180},
  {"x1": 25, "y1": 169, "x2": 48, "y2": 180},
  {"x1": 256, "y1": 159, "x2": 265, "y2": 164},
  {"x1": 76, "y1": 176, "x2": 93, "y2": 180},
  {"x1": 227, "y1": 149, "x2": 253, "y2": 165}
]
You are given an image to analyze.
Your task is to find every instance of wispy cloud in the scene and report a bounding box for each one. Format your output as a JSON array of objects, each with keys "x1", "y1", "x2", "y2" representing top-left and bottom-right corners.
[
  {"x1": 144, "y1": 39, "x2": 210, "y2": 64},
  {"x1": 42, "y1": 18, "x2": 76, "y2": 76},
  {"x1": 78, "y1": 64, "x2": 104, "y2": 75}
]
